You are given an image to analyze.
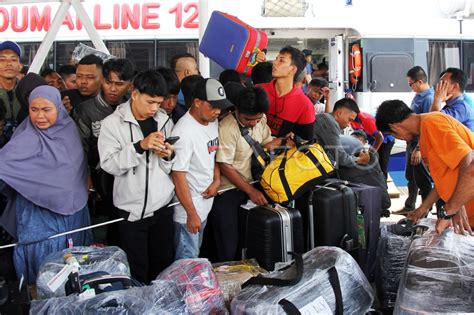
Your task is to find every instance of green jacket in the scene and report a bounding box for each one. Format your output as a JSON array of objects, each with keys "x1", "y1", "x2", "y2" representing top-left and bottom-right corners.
[{"x1": 0, "y1": 86, "x2": 21, "y2": 121}]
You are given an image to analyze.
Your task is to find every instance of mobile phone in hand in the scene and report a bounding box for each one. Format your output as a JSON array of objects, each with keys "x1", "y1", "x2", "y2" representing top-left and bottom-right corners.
[{"x1": 164, "y1": 136, "x2": 180, "y2": 145}]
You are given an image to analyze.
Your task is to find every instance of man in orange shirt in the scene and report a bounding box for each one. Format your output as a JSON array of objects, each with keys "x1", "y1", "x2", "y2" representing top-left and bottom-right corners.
[{"x1": 376, "y1": 99, "x2": 474, "y2": 235}]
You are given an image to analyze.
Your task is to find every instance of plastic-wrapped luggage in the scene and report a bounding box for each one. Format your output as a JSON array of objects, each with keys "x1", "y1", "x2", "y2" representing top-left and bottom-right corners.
[
  {"x1": 231, "y1": 247, "x2": 374, "y2": 314},
  {"x1": 375, "y1": 222, "x2": 413, "y2": 309},
  {"x1": 394, "y1": 227, "x2": 474, "y2": 314},
  {"x1": 213, "y1": 259, "x2": 267, "y2": 307},
  {"x1": 30, "y1": 280, "x2": 187, "y2": 314},
  {"x1": 156, "y1": 258, "x2": 227, "y2": 314},
  {"x1": 36, "y1": 246, "x2": 130, "y2": 299}
]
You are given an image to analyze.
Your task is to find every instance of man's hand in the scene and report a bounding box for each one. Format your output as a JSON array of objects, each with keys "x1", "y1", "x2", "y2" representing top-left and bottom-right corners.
[
  {"x1": 284, "y1": 132, "x2": 296, "y2": 147},
  {"x1": 256, "y1": 50, "x2": 266, "y2": 63},
  {"x1": 62, "y1": 96, "x2": 72, "y2": 113},
  {"x1": 140, "y1": 131, "x2": 165, "y2": 151},
  {"x1": 87, "y1": 176, "x2": 94, "y2": 194},
  {"x1": 186, "y1": 213, "x2": 201, "y2": 234},
  {"x1": 437, "y1": 207, "x2": 473, "y2": 235},
  {"x1": 434, "y1": 80, "x2": 453, "y2": 104},
  {"x1": 407, "y1": 206, "x2": 429, "y2": 223},
  {"x1": 410, "y1": 149, "x2": 422, "y2": 165},
  {"x1": 153, "y1": 142, "x2": 174, "y2": 159},
  {"x1": 321, "y1": 86, "x2": 330, "y2": 98},
  {"x1": 202, "y1": 180, "x2": 220, "y2": 199},
  {"x1": 356, "y1": 151, "x2": 370, "y2": 165},
  {"x1": 248, "y1": 188, "x2": 268, "y2": 206}
]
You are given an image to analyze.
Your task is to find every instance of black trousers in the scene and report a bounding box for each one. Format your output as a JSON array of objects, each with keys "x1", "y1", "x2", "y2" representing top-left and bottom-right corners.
[
  {"x1": 90, "y1": 170, "x2": 119, "y2": 245},
  {"x1": 205, "y1": 189, "x2": 247, "y2": 263},
  {"x1": 117, "y1": 206, "x2": 175, "y2": 284},
  {"x1": 378, "y1": 140, "x2": 395, "y2": 179},
  {"x1": 404, "y1": 147, "x2": 433, "y2": 209}
]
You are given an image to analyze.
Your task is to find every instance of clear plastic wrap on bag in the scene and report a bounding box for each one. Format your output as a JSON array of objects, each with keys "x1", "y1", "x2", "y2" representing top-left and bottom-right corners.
[
  {"x1": 231, "y1": 247, "x2": 374, "y2": 314},
  {"x1": 71, "y1": 43, "x2": 114, "y2": 63},
  {"x1": 156, "y1": 258, "x2": 227, "y2": 314},
  {"x1": 213, "y1": 259, "x2": 267, "y2": 307},
  {"x1": 30, "y1": 280, "x2": 187, "y2": 315},
  {"x1": 36, "y1": 246, "x2": 130, "y2": 299},
  {"x1": 375, "y1": 224, "x2": 412, "y2": 309},
  {"x1": 394, "y1": 227, "x2": 474, "y2": 314}
]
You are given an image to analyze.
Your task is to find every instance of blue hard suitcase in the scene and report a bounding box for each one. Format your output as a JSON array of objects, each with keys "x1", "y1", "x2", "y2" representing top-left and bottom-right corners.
[{"x1": 199, "y1": 11, "x2": 268, "y2": 76}]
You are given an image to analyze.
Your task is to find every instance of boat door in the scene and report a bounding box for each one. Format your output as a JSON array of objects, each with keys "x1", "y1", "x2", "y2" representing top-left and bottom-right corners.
[{"x1": 329, "y1": 35, "x2": 345, "y2": 108}]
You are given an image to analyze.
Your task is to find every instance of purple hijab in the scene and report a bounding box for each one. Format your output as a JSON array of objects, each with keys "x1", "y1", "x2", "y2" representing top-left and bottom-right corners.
[{"x1": 0, "y1": 85, "x2": 88, "y2": 216}]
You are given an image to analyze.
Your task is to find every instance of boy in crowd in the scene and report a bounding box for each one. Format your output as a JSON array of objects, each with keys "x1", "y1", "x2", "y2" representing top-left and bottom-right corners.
[
  {"x1": 259, "y1": 46, "x2": 315, "y2": 140},
  {"x1": 98, "y1": 70, "x2": 175, "y2": 283},
  {"x1": 155, "y1": 67, "x2": 186, "y2": 123},
  {"x1": 171, "y1": 79, "x2": 233, "y2": 259},
  {"x1": 209, "y1": 86, "x2": 290, "y2": 261},
  {"x1": 306, "y1": 77, "x2": 331, "y2": 114}
]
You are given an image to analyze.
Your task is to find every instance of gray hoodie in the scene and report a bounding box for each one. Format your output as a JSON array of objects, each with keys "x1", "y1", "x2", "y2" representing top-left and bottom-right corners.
[{"x1": 98, "y1": 100, "x2": 175, "y2": 221}]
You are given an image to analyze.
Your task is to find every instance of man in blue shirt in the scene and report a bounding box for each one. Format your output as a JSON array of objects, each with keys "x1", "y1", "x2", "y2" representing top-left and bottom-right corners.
[
  {"x1": 395, "y1": 66, "x2": 434, "y2": 214},
  {"x1": 464, "y1": 93, "x2": 473, "y2": 107},
  {"x1": 431, "y1": 67, "x2": 474, "y2": 131}
]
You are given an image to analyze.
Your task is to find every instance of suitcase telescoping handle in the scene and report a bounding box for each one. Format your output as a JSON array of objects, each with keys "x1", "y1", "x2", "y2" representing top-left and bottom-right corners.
[
  {"x1": 241, "y1": 252, "x2": 303, "y2": 288},
  {"x1": 307, "y1": 190, "x2": 315, "y2": 250},
  {"x1": 278, "y1": 266, "x2": 343, "y2": 315}
]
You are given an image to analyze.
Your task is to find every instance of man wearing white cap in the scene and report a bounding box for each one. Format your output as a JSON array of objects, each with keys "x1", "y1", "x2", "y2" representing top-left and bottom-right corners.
[
  {"x1": 0, "y1": 41, "x2": 23, "y2": 146},
  {"x1": 171, "y1": 78, "x2": 233, "y2": 259}
]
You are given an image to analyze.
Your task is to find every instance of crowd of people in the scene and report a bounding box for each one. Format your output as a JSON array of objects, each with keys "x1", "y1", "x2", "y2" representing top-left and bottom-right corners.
[{"x1": 0, "y1": 39, "x2": 473, "y2": 286}]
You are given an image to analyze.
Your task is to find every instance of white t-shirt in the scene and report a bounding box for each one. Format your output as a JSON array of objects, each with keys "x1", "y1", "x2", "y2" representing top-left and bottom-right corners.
[
  {"x1": 314, "y1": 101, "x2": 326, "y2": 114},
  {"x1": 171, "y1": 112, "x2": 219, "y2": 224}
]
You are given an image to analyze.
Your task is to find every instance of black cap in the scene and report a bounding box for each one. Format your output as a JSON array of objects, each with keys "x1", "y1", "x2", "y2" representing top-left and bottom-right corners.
[
  {"x1": 302, "y1": 49, "x2": 312, "y2": 56},
  {"x1": 194, "y1": 78, "x2": 233, "y2": 109}
]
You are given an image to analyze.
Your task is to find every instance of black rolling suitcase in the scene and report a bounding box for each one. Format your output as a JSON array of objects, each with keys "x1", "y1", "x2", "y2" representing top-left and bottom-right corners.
[
  {"x1": 325, "y1": 178, "x2": 381, "y2": 281},
  {"x1": 242, "y1": 204, "x2": 304, "y2": 271},
  {"x1": 295, "y1": 180, "x2": 358, "y2": 254}
]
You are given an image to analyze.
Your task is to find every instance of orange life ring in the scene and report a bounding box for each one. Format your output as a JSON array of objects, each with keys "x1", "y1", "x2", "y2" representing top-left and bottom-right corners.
[{"x1": 349, "y1": 44, "x2": 362, "y2": 86}]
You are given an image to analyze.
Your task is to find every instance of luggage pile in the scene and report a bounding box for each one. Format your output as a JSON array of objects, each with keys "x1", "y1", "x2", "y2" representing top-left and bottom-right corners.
[
  {"x1": 30, "y1": 280, "x2": 187, "y2": 314},
  {"x1": 375, "y1": 220, "x2": 414, "y2": 309},
  {"x1": 32, "y1": 247, "x2": 227, "y2": 314},
  {"x1": 36, "y1": 246, "x2": 131, "y2": 299},
  {"x1": 231, "y1": 247, "x2": 374, "y2": 314},
  {"x1": 394, "y1": 222, "x2": 474, "y2": 314}
]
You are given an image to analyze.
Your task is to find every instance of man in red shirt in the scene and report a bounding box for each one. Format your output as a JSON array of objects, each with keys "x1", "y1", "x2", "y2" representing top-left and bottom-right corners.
[{"x1": 259, "y1": 46, "x2": 315, "y2": 140}]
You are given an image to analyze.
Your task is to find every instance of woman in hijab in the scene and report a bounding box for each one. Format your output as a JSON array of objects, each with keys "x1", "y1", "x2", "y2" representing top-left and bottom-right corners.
[{"x1": 0, "y1": 85, "x2": 91, "y2": 283}]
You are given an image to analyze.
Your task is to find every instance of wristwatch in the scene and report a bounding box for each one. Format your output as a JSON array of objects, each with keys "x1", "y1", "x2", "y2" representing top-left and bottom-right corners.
[{"x1": 438, "y1": 205, "x2": 456, "y2": 220}]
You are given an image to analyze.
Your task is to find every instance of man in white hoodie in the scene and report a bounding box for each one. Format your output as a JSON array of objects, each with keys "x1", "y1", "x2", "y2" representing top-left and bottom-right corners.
[{"x1": 98, "y1": 70, "x2": 175, "y2": 283}]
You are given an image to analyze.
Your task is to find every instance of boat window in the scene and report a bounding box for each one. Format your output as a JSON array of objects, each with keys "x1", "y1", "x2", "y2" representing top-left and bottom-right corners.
[
  {"x1": 463, "y1": 41, "x2": 474, "y2": 92},
  {"x1": 427, "y1": 40, "x2": 460, "y2": 86}
]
